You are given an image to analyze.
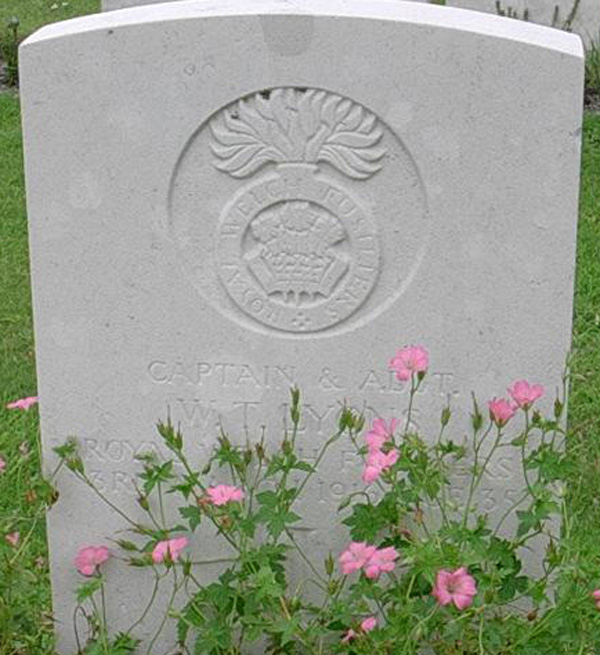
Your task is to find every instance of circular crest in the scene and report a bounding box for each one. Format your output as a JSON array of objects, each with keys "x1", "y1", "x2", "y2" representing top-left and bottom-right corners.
[{"x1": 169, "y1": 87, "x2": 428, "y2": 335}]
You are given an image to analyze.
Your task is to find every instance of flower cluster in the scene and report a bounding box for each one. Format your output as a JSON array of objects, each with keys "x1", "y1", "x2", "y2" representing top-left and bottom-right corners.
[
  {"x1": 53, "y1": 341, "x2": 588, "y2": 655},
  {"x1": 488, "y1": 380, "x2": 545, "y2": 427},
  {"x1": 339, "y1": 541, "x2": 398, "y2": 579}
]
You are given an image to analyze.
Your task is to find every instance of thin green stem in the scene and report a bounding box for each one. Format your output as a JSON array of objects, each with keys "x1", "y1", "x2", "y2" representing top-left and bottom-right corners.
[
  {"x1": 145, "y1": 567, "x2": 183, "y2": 655},
  {"x1": 78, "y1": 472, "x2": 140, "y2": 529},
  {"x1": 127, "y1": 569, "x2": 165, "y2": 634},
  {"x1": 285, "y1": 528, "x2": 328, "y2": 588}
]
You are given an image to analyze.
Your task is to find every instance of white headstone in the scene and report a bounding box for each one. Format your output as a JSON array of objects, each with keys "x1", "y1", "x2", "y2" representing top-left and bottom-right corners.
[
  {"x1": 20, "y1": 1, "x2": 583, "y2": 651},
  {"x1": 100, "y1": 0, "x2": 600, "y2": 44}
]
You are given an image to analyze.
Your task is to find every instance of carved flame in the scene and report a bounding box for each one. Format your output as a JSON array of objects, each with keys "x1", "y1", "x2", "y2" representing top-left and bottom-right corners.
[{"x1": 210, "y1": 88, "x2": 386, "y2": 179}]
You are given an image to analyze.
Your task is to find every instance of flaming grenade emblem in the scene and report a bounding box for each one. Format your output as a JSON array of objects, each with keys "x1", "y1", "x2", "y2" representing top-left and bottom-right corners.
[{"x1": 211, "y1": 88, "x2": 385, "y2": 332}]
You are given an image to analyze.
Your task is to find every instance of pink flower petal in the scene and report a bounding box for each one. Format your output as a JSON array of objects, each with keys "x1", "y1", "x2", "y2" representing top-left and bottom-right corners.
[
  {"x1": 152, "y1": 537, "x2": 188, "y2": 564},
  {"x1": 361, "y1": 616, "x2": 377, "y2": 632},
  {"x1": 508, "y1": 380, "x2": 544, "y2": 409},
  {"x1": 453, "y1": 593, "x2": 474, "y2": 610},
  {"x1": 432, "y1": 567, "x2": 477, "y2": 610},
  {"x1": 389, "y1": 346, "x2": 429, "y2": 382},
  {"x1": 488, "y1": 398, "x2": 516, "y2": 426},
  {"x1": 5, "y1": 532, "x2": 19, "y2": 547},
  {"x1": 6, "y1": 396, "x2": 38, "y2": 411},
  {"x1": 75, "y1": 546, "x2": 110, "y2": 576},
  {"x1": 207, "y1": 485, "x2": 245, "y2": 506}
]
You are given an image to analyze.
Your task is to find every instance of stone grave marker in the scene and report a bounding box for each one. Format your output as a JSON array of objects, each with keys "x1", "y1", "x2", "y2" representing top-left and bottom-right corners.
[
  {"x1": 101, "y1": 0, "x2": 600, "y2": 44},
  {"x1": 20, "y1": 0, "x2": 583, "y2": 651}
]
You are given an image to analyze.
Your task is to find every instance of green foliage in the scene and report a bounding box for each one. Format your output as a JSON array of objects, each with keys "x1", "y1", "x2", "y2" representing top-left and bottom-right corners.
[
  {"x1": 494, "y1": 0, "x2": 581, "y2": 29},
  {"x1": 0, "y1": 0, "x2": 99, "y2": 39},
  {"x1": 81, "y1": 633, "x2": 140, "y2": 655},
  {"x1": 49, "y1": 375, "x2": 600, "y2": 654},
  {"x1": 0, "y1": 17, "x2": 19, "y2": 88},
  {"x1": 585, "y1": 33, "x2": 600, "y2": 101}
]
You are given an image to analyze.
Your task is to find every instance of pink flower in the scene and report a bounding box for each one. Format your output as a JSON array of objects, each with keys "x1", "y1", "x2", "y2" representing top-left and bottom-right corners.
[
  {"x1": 0, "y1": 457, "x2": 5, "y2": 474},
  {"x1": 152, "y1": 536, "x2": 188, "y2": 564},
  {"x1": 341, "y1": 616, "x2": 378, "y2": 642},
  {"x1": 206, "y1": 485, "x2": 245, "y2": 506},
  {"x1": 362, "y1": 448, "x2": 398, "y2": 484},
  {"x1": 339, "y1": 543, "x2": 398, "y2": 579},
  {"x1": 592, "y1": 590, "x2": 600, "y2": 609},
  {"x1": 6, "y1": 396, "x2": 38, "y2": 411},
  {"x1": 74, "y1": 546, "x2": 110, "y2": 576},
  {"x1": 508, "y1": 380, "x2": 544, "y2": 410},
  {"x1": 432, "y1": 567, "x2": 477, "y2": 610},
  {"x1": 360, "y1": 616, "x2": 378, "y2": 632},
  {"x1": 365, "y1": 418, "x2": 398, "y2": 453},
  {"x1": 488, "y1": 398, "x2": 516, "y2": 427},
  {"x1": 364, "y1": 546, "x2": 398, "y2": 579},
  {"x1": 341, "y1": 628, "x2": 356, "y2": 643},
  {"x1": 389, "y1": 346, "x2": 429, "y2": 382},
  {"x1": 339, "y1": 542, "x2": 377, "y2": 575},
  {"x1": 5, "y1": 532, "x2": 19, "y2": 547}
]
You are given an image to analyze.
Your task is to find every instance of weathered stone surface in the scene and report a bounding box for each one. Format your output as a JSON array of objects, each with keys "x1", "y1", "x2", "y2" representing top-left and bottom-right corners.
[
  {"x1": 20, "y1": 0, "x2": 583, "y2": 651},
  {"x1": 101, "y1": 0, "x2": 600, "y2": 43}
]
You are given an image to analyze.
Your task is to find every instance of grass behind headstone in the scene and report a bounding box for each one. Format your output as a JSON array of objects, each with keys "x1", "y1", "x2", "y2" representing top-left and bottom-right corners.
[
  {"x1": 0, "y1": 93, "x2": 54, "y2": 654},
  {"x1": 1, "y1": 0, "x2": 99, "y2": 38}
]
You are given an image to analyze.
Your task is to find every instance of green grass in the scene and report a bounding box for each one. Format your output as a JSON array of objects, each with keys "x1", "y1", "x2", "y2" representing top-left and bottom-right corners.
[
  {"x1": 0, "y1": 93, "x2": 54, "y2": 654},
  {"x1": 569, "y1": 114, "x2": 600, "y2": 538},
  {"x1": 0, "y1": 0, "x2": 99, "y2": 41}
]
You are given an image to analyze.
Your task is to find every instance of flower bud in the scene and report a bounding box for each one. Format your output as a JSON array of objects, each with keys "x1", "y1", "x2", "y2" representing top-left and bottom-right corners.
[
  {"x1": 554, "y1": 398, "x2": 564, "y2": 420},
  {"x1": 440, "y1": 406, "x2": 452, "y2": 427},
  {"x1": 355, "y1": 414, "x2": 366, "y2": 433},
  {"x1": 117, "y1": 540, "x2": 138, "y2": 552},
  {"x1": 325, "y1": 552, "x2": 335, "y2": 576}
]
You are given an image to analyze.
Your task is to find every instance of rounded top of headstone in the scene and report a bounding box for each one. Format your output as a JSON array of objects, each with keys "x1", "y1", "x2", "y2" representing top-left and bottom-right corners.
[{"x1": 21, "y1": 0, "x2": 583, "y2": 60}]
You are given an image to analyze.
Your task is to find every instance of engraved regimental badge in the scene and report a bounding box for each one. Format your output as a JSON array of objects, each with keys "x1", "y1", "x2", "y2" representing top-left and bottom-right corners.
[
  {"x1": 169, "y1": 87, "x2": 427, "y2": 335},
  {"x1": 211, "y1": 88, "x2": 384, "y2": 332}
]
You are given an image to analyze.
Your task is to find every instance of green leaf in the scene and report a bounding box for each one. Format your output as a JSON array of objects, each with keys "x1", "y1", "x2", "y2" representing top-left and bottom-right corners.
[
  {"x1": 179, "y1": 506, "x2": 203, "y2": 531},
  {"x1": 292, "y1": 461, "x2": 314, "y2": 473},
  {"x1": 76, "y1": 577, "x2": 103, "y2": 603},
  {"x1": 53, "y1": 438, "x2": 79, "y2": 460},
  {"x1": 116, "y1": 540, "x2": 139, "y2": 552},
  {"x1": 256, "y1": 490, "x2": 279, "y2": 508},
  {"x1": 107, "y1": 633, "x2": 141, "y2": 655},
  {"x1": 342, "y1": 499, "x2": 394, "y2": 542}
]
